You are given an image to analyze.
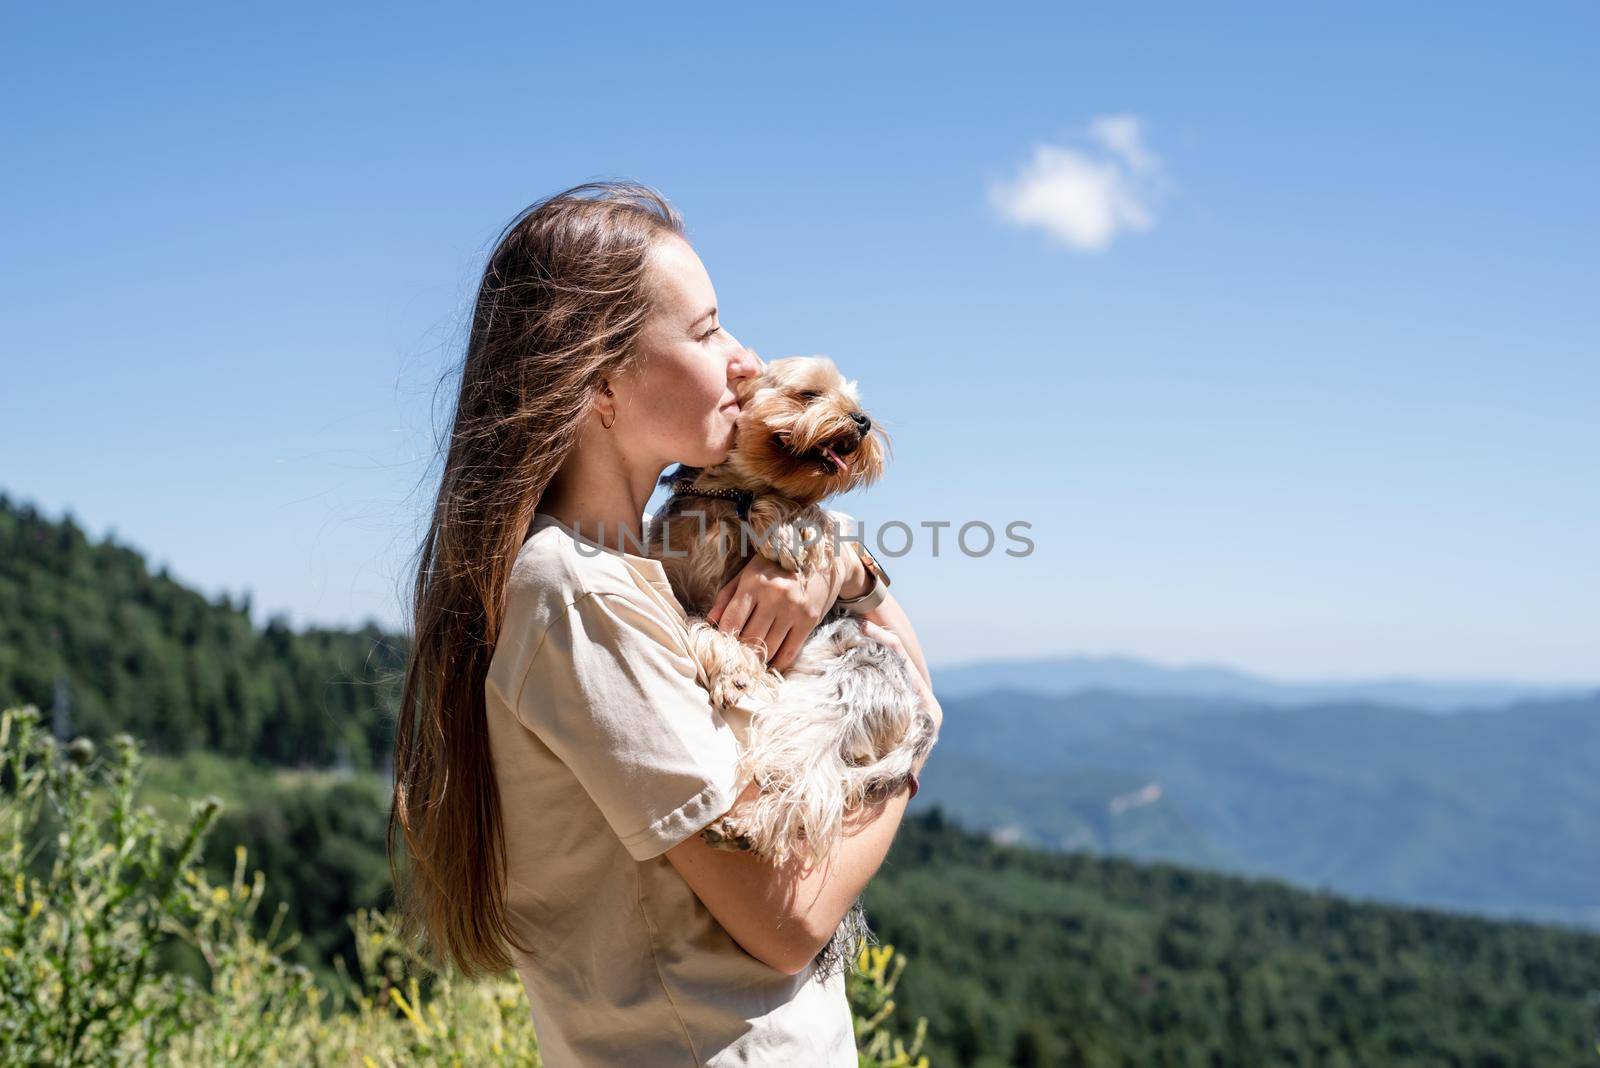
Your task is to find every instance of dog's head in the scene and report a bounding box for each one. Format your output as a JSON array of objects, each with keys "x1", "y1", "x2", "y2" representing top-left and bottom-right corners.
[{"x1": 724, "y1": 355, "x2": 888, "y2": 503}]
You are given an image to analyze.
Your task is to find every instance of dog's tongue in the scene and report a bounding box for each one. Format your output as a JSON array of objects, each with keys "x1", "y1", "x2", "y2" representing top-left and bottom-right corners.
[{"x1": 820, "y1": 445, "x2": 851, "y2": 472}]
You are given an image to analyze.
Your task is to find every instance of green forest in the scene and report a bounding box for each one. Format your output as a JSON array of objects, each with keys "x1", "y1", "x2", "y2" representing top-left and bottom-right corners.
[
  {"x1": 0, "y1": 494, "x2": 402, "y2": 769},
  {"x1": 5, "y1": 493, "x2": 1600, "y2": 1066}
]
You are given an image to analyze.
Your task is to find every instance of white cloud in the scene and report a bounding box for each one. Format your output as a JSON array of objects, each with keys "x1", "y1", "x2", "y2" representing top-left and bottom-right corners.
[{"x1": 988, "y1": 114, "x2": 1169, "y2": 252}]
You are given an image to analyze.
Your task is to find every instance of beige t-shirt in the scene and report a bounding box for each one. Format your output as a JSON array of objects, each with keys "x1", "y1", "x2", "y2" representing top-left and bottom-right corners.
[{"x1": 484, "y1": 511, "x2": 857, "y2": 1067}]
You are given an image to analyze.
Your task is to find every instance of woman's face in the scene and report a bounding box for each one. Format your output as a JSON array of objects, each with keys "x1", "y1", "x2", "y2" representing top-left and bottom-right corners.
[{"x1": 613, "y1": 235, "x2": 762, "y2": 469}]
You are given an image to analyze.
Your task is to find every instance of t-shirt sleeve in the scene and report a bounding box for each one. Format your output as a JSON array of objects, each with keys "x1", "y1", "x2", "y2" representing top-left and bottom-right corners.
[
  {"x1": 510, "y1": 589, "x2": 745, "y2": 862},
  {"x1": 825, "y1": 507, "x2": 858, "y2": 544}
]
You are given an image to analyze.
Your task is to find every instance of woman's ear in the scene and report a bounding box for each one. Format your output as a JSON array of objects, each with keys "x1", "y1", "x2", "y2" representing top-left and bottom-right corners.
[{"x1": 596, "y1": 379, "x2": 618, "y2": 430}]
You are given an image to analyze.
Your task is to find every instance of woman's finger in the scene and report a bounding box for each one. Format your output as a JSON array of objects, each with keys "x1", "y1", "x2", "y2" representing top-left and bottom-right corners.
[
  {"x1": 763, "y1": 622, "x2": 795, "y2": 667},
  {"x1": 744, "y1": 604, "x2": 779, "y2": 654},
  {"x1": 706, "y1": 578, "x2": 738, "y2": 626},
  {"x1": 716, "y1": 583, "x2": 755, "y2": 636},
  {"x1": 861, "y1": 619, "x2": 905, "y2": 654},
  {"x1": 714, "y1": 554, "x2": 775, "y2": 631},
  {"x1": 771, "y1": 627, "x2": 806, "y2": 672}
]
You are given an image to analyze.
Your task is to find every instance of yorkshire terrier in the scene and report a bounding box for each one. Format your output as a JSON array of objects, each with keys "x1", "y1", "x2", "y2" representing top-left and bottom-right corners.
[
  {"x1": 644, "y1": 355, "x2": 939, "y2": 976},
  {"x1": 646, "y1": 354, "x2": 935, "y2": 856}
]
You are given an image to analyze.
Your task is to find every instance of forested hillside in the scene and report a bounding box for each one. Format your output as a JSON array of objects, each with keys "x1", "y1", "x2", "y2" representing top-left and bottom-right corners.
[
  {"x1": 6, "y1": 492, "x2": 1600, "y2": 1065},
  {"x1": 0, "y1": 494, "x2": 403, "y2": 768},
  {"x1": 73, "y1": 749, "x2": 1600, "y2": 1067},
  {"x1": 866, "y1": 811, "x2": 1600, "y2": 1066}
]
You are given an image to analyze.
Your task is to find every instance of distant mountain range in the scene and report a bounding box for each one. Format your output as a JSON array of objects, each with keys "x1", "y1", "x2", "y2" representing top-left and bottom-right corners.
[
  {"x1": 916, "y1": 687, "x2": 1600, "y2": 931},
  {"x1": 9, "y1": 491, "x2": 1597, "y2": 942},
  {"x1": 930, "y1": 653, "x2": 1593, "y2": 712}
]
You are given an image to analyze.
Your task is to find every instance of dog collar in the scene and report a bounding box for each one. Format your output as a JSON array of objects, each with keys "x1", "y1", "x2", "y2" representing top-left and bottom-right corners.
[{"x1": 669, "y1": 478, "x2": 755, "y2": 520}]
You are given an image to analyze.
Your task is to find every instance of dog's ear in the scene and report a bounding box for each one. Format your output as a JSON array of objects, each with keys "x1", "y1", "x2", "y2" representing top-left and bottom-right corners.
[{"x1": 658, "y1": 463, "x2": 696, "y2": 488}]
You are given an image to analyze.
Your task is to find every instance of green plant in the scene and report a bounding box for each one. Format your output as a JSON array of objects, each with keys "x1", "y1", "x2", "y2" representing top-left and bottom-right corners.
[
  {"x1": 1, "y1": 703, "x2": 219, "y2": 1064},
  {"x1": 1, "y1": 703, "x2": 937, "y2": 1066},
  {"x1": 0, "y1": 703, "x2": 541, "y2": 1066},
  {"x1": 849, "y1": 940, "x2": 931, "y2": 1067}
]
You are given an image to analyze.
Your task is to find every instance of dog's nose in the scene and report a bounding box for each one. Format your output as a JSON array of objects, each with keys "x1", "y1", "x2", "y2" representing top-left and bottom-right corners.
[{"x1": 849, "y1": 411, "x2": 871, "y2": 434}]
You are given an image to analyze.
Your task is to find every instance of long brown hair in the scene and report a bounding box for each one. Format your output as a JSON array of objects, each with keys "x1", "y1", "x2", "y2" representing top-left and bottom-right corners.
[{"x1": 390, "y1": 180, "x2": 685, "y2": 977}]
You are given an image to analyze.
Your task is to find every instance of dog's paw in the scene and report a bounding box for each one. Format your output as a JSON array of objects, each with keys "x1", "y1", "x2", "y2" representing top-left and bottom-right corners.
[
  {"x1": 754, "y1": 529, "x2": 805, "y2": 573},
  {"x1": 794, "y1": 529, "x2": 834, "y2": 578},
  {"x1": 745, "y1": 511, "x2": 810, "y2": 573},
  {"x1": 699, "y1": 815, "x2": 754, "y2": 852},
  {"x1": 707, "y1": 673, "x2": 750, "y2": 712},
  {"x1": 708, "y1": 668, "x2": 778, "y2": 712}
]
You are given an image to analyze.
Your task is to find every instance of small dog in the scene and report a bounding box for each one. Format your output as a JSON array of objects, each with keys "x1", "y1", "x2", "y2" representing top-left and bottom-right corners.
[{"x1": 644, "y1": 355, "x2": 937, "y2": 873}]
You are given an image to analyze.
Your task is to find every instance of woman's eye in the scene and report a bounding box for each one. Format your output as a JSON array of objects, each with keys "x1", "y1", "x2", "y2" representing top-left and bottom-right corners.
[{"x1": 700, "y1": 325, "x2": 721, "y2": 341}]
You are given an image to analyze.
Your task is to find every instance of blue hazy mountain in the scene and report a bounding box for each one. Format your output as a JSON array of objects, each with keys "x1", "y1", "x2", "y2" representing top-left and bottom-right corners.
[
  {"x1": 930, "y1": 653, "x2": 1589, "y2": 712},
  {"x1": 918, "y1": 687, "x2": 1600, "y2": 930}
]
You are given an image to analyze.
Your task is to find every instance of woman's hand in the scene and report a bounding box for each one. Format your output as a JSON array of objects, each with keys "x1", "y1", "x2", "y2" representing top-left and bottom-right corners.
[{"x1": 706, "y1": 548, "x2": 864, "y2": 672}]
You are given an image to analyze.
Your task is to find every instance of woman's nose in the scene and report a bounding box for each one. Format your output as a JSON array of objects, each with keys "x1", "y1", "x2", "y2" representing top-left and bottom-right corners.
[{"x1": 728, "y1": 342, "x2": 762, "y2": 382}]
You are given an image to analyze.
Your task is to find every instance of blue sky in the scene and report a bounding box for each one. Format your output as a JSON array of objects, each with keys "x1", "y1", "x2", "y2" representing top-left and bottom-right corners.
[{"x1": 4, "y1": 3, "x2": 1596, "y2": 683}]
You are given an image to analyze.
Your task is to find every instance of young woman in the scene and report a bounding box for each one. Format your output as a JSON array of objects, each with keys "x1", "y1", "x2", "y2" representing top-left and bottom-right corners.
[{"x1": 390, "y1": 180, "x2": 942, "y2": 1066}]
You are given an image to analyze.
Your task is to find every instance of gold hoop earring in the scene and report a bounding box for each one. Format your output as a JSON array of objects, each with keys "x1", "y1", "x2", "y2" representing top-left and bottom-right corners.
[{"x1": 600, "y1": 408, "x2": 616, "y2": 430}]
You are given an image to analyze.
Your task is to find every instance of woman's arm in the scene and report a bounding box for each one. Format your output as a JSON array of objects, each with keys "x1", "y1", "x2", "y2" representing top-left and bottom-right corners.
[
  {"x1": 664, "y1": 611, "x2": 940, "y2": 974},
  {"x1": 664, "y1": 775, "x2": 913, "y2": 975}
]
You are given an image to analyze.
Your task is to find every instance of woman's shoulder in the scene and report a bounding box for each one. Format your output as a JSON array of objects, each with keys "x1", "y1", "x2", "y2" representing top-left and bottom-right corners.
[
  {"x1": 489, "y1": 520, "x2": 694, "y2": 712},
  {"x1": 510, "y1": 521, "x2": 640, "y2": 607},
  {"x1": 490, "y1": 526, "x2": 639, "y2": 700},
  {"x1": 500, "y1": 518, "x2": 681, "y2": 654}
]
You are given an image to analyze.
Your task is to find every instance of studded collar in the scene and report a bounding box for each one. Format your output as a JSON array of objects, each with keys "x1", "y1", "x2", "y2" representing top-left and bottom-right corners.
[{"x1": 668, "y1": 478, "x2": 756, "y2": 520}]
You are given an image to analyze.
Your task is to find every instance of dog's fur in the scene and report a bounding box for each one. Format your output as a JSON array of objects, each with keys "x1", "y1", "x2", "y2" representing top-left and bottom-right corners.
[{"x1": 643, "y1": 355, "x2": 939, "y2": 979}]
